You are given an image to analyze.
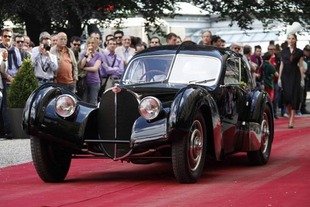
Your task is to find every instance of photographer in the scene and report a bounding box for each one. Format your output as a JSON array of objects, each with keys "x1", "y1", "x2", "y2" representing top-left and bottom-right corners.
[{"x1": 32, "y1": 40, "x2": 58, "y2": 86}]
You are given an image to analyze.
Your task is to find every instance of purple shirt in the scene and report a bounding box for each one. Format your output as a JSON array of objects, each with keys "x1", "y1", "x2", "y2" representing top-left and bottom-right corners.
[
  {"x1": 101, "y1": 49, "x2": 124, "y2": 78},
  {"x1": 79, "y1": 51, "x2": 102, "y2": 84}
]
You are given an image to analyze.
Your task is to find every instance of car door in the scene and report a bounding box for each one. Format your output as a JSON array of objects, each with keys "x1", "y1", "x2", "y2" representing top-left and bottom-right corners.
[{"x1": 219, "y1": 56, "x2": 252, "y2": 153}]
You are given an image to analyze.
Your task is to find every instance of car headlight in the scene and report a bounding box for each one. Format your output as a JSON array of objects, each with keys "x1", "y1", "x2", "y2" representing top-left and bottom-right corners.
[
  {"x1": 138, "y1": 96, "x2": 162, "y2": 120},
  {"x1": 55, "y1": 94, "x2": 77, "y2": 118}
]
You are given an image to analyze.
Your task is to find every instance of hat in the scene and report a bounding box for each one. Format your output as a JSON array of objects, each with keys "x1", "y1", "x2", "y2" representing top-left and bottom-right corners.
[
  {"x1": 39, "y1": 31, "x2": 51, "y2": 42},
  {"x1": 304, "y1": 45, "x2": 310, "y2": 52}
]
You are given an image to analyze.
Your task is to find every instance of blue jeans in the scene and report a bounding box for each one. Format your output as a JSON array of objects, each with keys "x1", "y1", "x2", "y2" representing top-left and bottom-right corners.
[
  {"x1": 1, "y1": 82, "x2": 12, "y2": 135},
  {"x1": 85, "y1": 82, "x2": 100, "y2": 106}
]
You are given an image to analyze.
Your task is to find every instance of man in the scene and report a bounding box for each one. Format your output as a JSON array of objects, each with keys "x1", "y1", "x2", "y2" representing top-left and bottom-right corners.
[
  {"x1": 104, "y1": 34, "x2": 114, "y2": 48},
  {"x1": 211, "y1": 35, "x2": 222, "y2": 48},
  {"x1": 267, "y1": 43, "x2": 281, "y2": 118},
  {"x1": 250, "y1": 45, "x2": 263, "y2": 86},
  {"x1": 101, "y1": 38, "x2": 124, "y2": 91},
  {"x1": 14, "y1": 34, "x2": 31, "y2": 60},
  {"x1": 0, "y1": 48, "x2": 8, "y2": 137},
  {"x1": 0, "y1": 28, "x2": 21, "y2": 139},
  {"x1": 300, "y1": 45, "x2": 310, "y2": 114},
  {"x1": 32, "y1": 38, "x2": 58, "y2": 86},
  {"x1": 230, "y1": 42, "x2": 243, "y2": 54},
  {"x1": 23, "y1": 35, "x2": 32, "y2": 53},
  {"x1": 149, "y1": 36, "x2": 161, "y2": 47},
  {"x1": 243, "y1": 45, "x2": 258, "y2": 88},
  {"x1": 32, "y1": 31, "x2": 51, "y2": 59},
  {"x1": 50, "y1": 34, "x2": 58, "y2": 47},
  {"x1": 70, "y1": 36, "x2": 82, "y2": 62},
  {"x1": 200, "y1": 30, "x2": 212, "y2": 46},
  {"x1": 166, "y1": 33, "x2": 178, "y2": 45},
  {"x1": 50, "y1": 32, "x2": 78, "y2": 93},
  {"x1": 115, "y1": 35, "x2": 135, "y2": 66},
  {"x1": 114, "y1": 30, "x2": 124, "y2": 47}
]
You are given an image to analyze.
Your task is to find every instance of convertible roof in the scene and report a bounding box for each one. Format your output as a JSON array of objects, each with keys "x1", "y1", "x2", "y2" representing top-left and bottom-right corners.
[{"x1": 135, "y1": 41, "x2": 232, "y2": 59}]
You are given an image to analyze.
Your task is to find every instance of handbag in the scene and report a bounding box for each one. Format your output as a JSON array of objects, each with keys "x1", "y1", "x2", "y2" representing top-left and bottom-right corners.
[{"x1": 76, "y1": 75, "x2": 86, "y2": 98}]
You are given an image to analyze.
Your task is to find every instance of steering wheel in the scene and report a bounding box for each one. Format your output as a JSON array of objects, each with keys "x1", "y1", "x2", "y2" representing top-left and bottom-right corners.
[{"x1": 140, "y1": 70, "x2": 166, "y2": 81}]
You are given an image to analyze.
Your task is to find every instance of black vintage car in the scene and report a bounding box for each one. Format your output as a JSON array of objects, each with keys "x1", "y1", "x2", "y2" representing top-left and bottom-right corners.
[{"x1": 23, "y1": 42, "x2": 274, "y2": 183}]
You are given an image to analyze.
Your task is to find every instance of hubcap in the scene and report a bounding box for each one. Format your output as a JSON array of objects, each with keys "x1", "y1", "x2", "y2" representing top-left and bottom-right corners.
[
  {"x1": 188, "y1": 120, "x2": 203, "y2": 171},
  {"x1": 261, "y1": 112, "x2": 270, "y2": 154}
]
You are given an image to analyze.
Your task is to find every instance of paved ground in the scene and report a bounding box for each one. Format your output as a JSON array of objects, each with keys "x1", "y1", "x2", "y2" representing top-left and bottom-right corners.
[
  {"x1": 0, "y1": 116, "x2": 309, "y2": 207},
  {"x1": 0, "y1": 139, "x2": 31, "y2": 168}
]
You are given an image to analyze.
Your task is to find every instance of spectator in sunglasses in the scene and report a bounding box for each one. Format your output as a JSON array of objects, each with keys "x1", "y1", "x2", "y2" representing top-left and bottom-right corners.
[
  {"x1": 114, "y1": 30, "x2": 124, "y2": 47},
  {"x1": 70, "y1": 36, "x2": 82, "y2": 62},
  {"x1": 14, "y1": 33, "x2": 31, "y2": 60},
  {"x1": 149, "y1": 36, "x2": 161, "y2": 47}
]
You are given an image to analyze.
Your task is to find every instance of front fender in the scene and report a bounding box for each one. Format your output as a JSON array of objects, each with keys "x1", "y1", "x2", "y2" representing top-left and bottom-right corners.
[
  {"x1": 169, "y1": 86, "x2": 223, "y2": 160},
  {"x1": 23, "y1": 83, "x2": 97, "y2": 147}
]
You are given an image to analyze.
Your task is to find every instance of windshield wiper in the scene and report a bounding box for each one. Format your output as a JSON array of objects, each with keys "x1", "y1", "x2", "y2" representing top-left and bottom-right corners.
[{"x1": 189, "y1": 78, "x2": 216, "y2": 84}]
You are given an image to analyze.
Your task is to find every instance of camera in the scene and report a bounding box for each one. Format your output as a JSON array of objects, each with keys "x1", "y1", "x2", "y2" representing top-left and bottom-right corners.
[{"x1": 43, "y1": 43, "x2": 51, "y2": 51}]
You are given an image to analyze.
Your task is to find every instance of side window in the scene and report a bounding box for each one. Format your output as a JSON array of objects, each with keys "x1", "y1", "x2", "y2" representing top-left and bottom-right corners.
[
  {"x1": 224, "y1": 58, "x2": 239, "y2": 84},
  {"x1": 240, "y1": 60, "x2": 251, "y2": 87}
]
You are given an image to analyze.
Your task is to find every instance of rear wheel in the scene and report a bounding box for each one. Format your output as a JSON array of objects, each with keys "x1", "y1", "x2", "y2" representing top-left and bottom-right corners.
[
  {"x1": 31, "y1": 136, "x2": 72, "y2": 182},
  {"x1": 172, "y1": 112, "x2": 207, "y2": 183},
  {"x1": 247, "y1": 105, "x2": 273, "y2": 165}
]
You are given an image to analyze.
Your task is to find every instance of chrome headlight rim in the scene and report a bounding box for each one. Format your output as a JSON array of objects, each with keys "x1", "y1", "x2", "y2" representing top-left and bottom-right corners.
[
  {"x1": 138, "y1": 96, "x2": 162, "y2": 121},
  {"x1": 55, "y1": 94, "x2": 77, "y2": 118}
]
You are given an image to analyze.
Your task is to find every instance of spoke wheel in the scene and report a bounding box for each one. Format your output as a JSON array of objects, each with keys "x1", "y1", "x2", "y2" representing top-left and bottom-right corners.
[
  {"x1": 188, "y1": 120, "x2": 204, "y2": 172},
  {"x1": 247, "y1": 105, "x2": 273, "y2": 165},
  {"x1": 172, "y1": 111, "x2": 207, "y2": 183}
]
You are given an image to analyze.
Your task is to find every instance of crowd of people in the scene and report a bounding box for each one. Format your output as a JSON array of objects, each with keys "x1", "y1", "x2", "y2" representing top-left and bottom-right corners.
[{"x1": 0, "y1": 27, "x2": 309, "y2": 139}]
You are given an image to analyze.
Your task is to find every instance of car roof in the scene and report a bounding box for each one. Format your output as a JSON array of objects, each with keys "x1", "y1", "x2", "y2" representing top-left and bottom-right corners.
[{"x1": 135, "y1": 41, "x2": 232, "y2": 60}]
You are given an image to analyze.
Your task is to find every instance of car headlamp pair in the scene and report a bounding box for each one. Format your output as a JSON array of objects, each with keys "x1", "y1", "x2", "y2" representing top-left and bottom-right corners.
[{"x1": 55, "y1": 94, "x2": 162, "y2": 121}]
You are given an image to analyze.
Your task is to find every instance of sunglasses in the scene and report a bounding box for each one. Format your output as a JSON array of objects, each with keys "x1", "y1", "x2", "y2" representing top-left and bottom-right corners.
[
  {"x1": 16, "y1": 41, "x2": 24, "y2": 43},
  {"x1": 3, "y1": 35, "x2": 12, "y2": 38},
  {"x1": 234, "y1": 47, "x2": 241, "y2": 51},
  {"x1": 73, "y1": 43, "x2": 80, "y2": 46}
]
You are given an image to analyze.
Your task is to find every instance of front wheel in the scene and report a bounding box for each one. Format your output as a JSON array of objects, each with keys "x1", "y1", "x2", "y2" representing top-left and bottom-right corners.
[
  {"x1": 31, "y1": 136, "x2": 72, "y2": 182},
  {"x1": 247, "y1": 105, "x2": 273, "y2": 165},
  {"x1": 172, "y1": 112, "x2": 207, "y2": 183}
]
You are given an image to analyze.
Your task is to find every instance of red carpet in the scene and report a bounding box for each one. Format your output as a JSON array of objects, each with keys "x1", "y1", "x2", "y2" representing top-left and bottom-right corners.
[{"x1": 0, "y1": 116, "x2": 309, "y2": 207}]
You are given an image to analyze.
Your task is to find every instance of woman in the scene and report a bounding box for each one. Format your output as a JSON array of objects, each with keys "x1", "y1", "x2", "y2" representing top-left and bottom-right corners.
[
  {"x1": 78, "y1": 37, "x2": 102, "y2": 105},
  {"x1": 278, "y1": 34, "x2": 305, "y2": 128}
]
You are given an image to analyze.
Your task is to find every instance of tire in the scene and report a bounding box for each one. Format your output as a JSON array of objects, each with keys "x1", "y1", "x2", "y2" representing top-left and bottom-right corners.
[
  {"x1": 247, "y1": 105, "x2": 273, "y2": 165},
  {"x1": 31, "y1": 136, "x2": 72, "y2": 182},
  {"x1": 172, "y1": 111, "x2": 207, "y2": 183}
]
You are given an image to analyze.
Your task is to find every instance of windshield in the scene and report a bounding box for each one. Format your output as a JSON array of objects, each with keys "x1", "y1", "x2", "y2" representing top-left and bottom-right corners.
[
  {"x1": 123, "y1": 54, "x2": 221, "y2": 86},
  {"x1": 169, "y1": 54, "x2": 221, "y2": 86},
  {"x1": 123, "y1": 55, "x2": 173, "y2": 84}
]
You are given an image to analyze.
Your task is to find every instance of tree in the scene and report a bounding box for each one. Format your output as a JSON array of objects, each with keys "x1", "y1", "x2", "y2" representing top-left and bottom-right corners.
[
  {"x1": 0, "y1": 0, "x2": 176, "y2": 44},
  {"x1": 193, "y1": 0, "x2": 309, "y2": 30},
  {"x1": 0, "y1": 0, "x2": 309, "y2": 45}
]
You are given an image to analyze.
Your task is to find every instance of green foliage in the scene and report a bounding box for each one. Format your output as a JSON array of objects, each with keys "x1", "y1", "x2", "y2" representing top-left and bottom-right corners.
[
  {"x1": 8, "y1": 58, "x2": 38, "y2": 108},
  {"x1": 0, "y1": 0, "x2": 309, "y2": 43}
]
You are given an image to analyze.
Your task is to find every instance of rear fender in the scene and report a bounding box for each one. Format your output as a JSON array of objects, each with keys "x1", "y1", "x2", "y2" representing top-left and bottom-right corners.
[{"x1": 249, "y1": 91, "x2": 273, "y2": 122}]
